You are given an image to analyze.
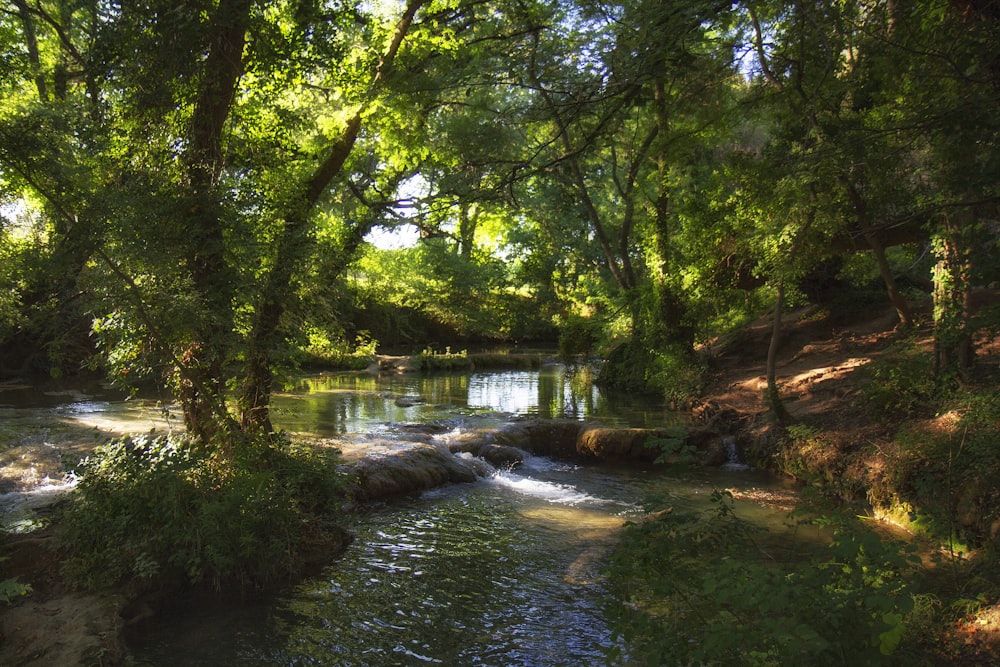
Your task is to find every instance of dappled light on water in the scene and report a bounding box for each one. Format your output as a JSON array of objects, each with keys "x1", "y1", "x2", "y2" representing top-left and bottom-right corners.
[{"x1": 128, "y1": 452, "x2": 803, "y2": 665}]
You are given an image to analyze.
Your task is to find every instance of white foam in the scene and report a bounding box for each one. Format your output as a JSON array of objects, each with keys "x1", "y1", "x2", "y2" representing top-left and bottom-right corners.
[
  {"x1": 0, "y1": 474, "x2": 78, "y2": 532},
  {"x1": 487, "y1": 469, "x2": 603, "y2": 506}
]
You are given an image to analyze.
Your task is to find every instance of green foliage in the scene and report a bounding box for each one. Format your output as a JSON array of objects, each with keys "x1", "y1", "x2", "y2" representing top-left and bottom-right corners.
[
  {"x1": 296, "y1": 328, "x2": 378, "y2": 370},
  {"x1": 607, "y1": 492, "x2": 922, "y2": 666},
  {"x1": 880, "y1": 390, "x2": 1000, "y2": 546},
  {"x1": 0, "y1": 556, "x2": 31, "y2": 604},
  {"x1": 644, "y1": 426, "x2": 695, "y2": 465},
  {"x1": 60, "y1": 434, "x2": 346, "y2": 591},
  {"x1": 557, "y1": 314, "x2": 598, "y2": 361},
  {"x1": 860, "y1": 338, "x2": 942, "y2": 419},
  {"x1": 599, "y1": 339, "x2": 704, "y2": 403},
  {"x1": 418, "y1": 346, "x2": 472, "y2": 372}
]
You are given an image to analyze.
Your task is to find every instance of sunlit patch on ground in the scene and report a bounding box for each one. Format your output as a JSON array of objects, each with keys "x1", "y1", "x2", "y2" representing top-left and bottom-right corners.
[
  {"x1": 726, "y1": 486, "x2": 799, "y2": 513},
  {"x1": 940, "y1": 603, "x2": 1000, "y2": 664}
]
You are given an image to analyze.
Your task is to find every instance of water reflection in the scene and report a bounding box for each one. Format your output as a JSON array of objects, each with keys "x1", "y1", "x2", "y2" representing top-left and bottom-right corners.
[
  {"x1": 272, "y1": 364, "x2": 678, "y2": 437},
  {"x1": 132, "y1": 471, "x2": 640, "y2": 666}
]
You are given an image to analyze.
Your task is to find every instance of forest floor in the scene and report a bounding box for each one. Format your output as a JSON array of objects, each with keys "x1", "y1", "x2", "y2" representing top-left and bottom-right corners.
[
  {"x1": 696, "y1": 297, "x2": 1000, "y2": 665},
  {"x1": 1, "y1": 297, "x2": 999, "y2": 665}
]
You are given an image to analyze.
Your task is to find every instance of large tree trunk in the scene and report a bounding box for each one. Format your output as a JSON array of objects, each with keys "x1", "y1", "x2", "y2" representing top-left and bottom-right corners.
[
  {"x1": 932, "y1": 217, "x2": 975, "y2": 378},
  {"x1": 178, "y1": 0, "x2": 252, "y2": 442}
]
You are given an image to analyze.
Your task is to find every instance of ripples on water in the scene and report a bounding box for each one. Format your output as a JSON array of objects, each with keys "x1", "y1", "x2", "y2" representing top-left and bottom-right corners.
[
  {"x1": 129, "y1": 452, "x2": 786, "y2": 666},
  {"x1": 131, "y1": 460, "x2": 657, "y2": 666}
]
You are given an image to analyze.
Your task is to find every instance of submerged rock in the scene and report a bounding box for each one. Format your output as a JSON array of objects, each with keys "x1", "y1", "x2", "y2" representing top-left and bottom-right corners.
[{"x1": 394, "y1": 396, "x2": 427, "y2": 407}]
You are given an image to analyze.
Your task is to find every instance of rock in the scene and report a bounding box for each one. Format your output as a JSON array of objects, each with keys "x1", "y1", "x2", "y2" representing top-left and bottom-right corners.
[
  {"x1": 395, "y1": 396, "x2": 427, "y2": 407},
  {"x1": 577, "y1": 427, "x2": 660, "y2": 462},
  {"x1": 476, "y1": 444, "x2": 525, "y2": 468},
  {"x1": 495, "y1": 419, "x2": 681, "y2": 463},
  {"x1": 347, "y1": 443, "x2": 476, "y2": 501},
  {"x1": 495, "y1": 420, "x2": 583, "y2": 458}
]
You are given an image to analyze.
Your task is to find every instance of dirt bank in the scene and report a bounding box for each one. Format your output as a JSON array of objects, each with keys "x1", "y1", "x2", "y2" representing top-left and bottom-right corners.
[{"x1": 693, "y1": 299, "x2": 1000, "y2": 663}]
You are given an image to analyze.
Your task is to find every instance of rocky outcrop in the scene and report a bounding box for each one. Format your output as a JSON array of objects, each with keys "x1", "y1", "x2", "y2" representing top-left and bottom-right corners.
[{"x1": 341, "y1": 419, "x2": 698, "y2": 502}]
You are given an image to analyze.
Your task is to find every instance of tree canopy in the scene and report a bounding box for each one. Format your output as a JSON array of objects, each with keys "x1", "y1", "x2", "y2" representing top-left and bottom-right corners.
[{"x1": 1, "y1": 0, "x2": 997, "y2": 444}]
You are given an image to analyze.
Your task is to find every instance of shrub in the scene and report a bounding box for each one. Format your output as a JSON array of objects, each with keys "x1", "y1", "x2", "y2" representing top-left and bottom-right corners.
[
  {"x1": 598, "y1": 339, "x2": 704, "y2": 403},
  {"x1": 418, "y1": 346, "x2": 472, "y2": 371},
  {"x1": 860, "y1": 338, "x2": 941, "y2": 419},
  {"x1": 606, "y1": 492, "x2": 922, "y2": 666},
  {"x1": 557, "y1": 315, "x2": 598, "y2": 360},
  {"x1": 60, "y1": 433, "x2": 346, "y2": 591},
  {"x1": 882, "y1": 390, "x2": 1000, "y2": 547}
]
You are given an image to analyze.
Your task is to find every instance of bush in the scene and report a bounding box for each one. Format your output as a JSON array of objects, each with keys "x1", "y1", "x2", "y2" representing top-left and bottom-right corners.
[
  {"x1": 606, "y1": 492, "x2": 923, "y2": 666},
  {"x1": 881, "y1": 390, "x2": 1000, "y2": 547},
  {"x1": 418, "y1": 346, "x2": 473, "y2": 371},
  {"x1": 60, "y1": 433, "x2": 347, "y2": 591},
  {"x1": 598, "y1": 339, "x2": 703, "y2": 403},
  {"x1": 860, "y1": 338, "x2": 941, "y2": 419},
  {"x1": 557, "y1": 314, "x2": 598, "y2": 360}
]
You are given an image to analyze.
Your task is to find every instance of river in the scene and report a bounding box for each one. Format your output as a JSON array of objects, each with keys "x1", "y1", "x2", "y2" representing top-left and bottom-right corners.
[{"x1": 1, "y1": 364, "x2": 799, "y2": 665}]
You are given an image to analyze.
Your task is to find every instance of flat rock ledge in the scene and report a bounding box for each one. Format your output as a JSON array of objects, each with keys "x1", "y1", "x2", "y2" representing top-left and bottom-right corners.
[{"x1": 342, "y1": 419, "x2": 695, "y2": 502}]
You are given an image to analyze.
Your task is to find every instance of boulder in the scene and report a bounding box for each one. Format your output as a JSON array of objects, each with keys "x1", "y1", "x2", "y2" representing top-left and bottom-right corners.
[
  {"x1": 495, "y1": 419, "x2": 677, "y2": 463},
  {"x1": 576, "y1": 427, "x2": 660, "y2": 462},
  {"x1": 347, "y1": 443, "x2": 476, "y2": 501},
  {"x1": 395, "y1": 396, "x2": 427, "y2": 407},
  {"x1": 495, "y1": 419, "x2": 583, "y2": 458},
  {"x1": 476, "y1": 443, "x2": 525, "y2": 468}
]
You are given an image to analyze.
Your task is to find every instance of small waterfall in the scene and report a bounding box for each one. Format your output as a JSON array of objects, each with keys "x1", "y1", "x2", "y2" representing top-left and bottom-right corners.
[
  {"x1": 487, "y1": 467, "x2": 605, "y2": 506},
  {"x1": 720, "y1": 436, "x2": 751, "y2": 470}
]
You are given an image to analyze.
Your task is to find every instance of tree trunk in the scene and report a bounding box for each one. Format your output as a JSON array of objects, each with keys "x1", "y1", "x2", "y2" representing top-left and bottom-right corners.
[
  {"x1": 239, "y1": 1, "x2": 427, "y2": 433},
  {"x1": 457, "y1": 202, "x2": 475, "y2": 258},
  {"x1": 177, "y1": 0, "x2": 253, "y2": 443},
  {"x1": 845, "y1": 181, "x2": 912, "y2": 327},
  {"x1": 14, "y1": 1, "x2": 47, "y2": 101},
  {"x1": 651, "y1": 77, "x2": 693, "y2": 350},
  {"x1": 766, "y1": 283, "x2": 790, "y2": 423},
  {"x1": 932, "y1": 219, "x2": 975, "y2": 378}
]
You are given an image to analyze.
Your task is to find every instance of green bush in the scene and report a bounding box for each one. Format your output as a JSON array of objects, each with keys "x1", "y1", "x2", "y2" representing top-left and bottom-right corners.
[
  {"x1": 598, "y1": 339, "x2": 703, "y2": 403},
  {"x1": 1, "y1": 556, "x2": 32, "y2": 604},
  {"x1": 860, "y1": 338, "x2": 941, "y2": 419},
  {"x1": 883, "y1": 390, "x2": 1000, "y2": 546},
  {"x1": 418, "y1": 346, "x2": 473, "y2": 371},
  {"x1": 60, "y1": 433, "x2": 346, "y2": 591},
  {"x1": 606, "y1": 492, "x2": 923, "y2": 666},
  {"x1": 557, "y1": 314, "x2": 598, "y2": 360}
]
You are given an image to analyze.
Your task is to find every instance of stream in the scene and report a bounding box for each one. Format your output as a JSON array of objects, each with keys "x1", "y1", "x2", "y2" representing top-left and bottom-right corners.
[{"x1": 1, "y1": 364, "x2": 799, "y2": 665}]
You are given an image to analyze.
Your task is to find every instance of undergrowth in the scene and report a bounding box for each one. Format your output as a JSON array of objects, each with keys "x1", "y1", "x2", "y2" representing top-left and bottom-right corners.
[
  {"x1": 606, "y1": 492, "x2": 929, "y2": 666},
  {"x1": 60, "y1": 433, "x2": 348, "y2": 592}
]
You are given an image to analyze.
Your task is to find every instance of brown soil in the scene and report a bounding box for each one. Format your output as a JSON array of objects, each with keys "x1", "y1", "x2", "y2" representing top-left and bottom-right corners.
[
  {"x1": 696, "y1": 298, "x2": 1000, "y2": 665},
  {"x1": 2, "y1": 298, "x2": 998, "y2": 665}
]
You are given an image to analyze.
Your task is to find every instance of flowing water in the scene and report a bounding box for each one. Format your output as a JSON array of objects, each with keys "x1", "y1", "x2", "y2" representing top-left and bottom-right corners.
[
  {"x1": 1, "y1": 365, "x2": 799, "y2": 665},
  {"x1": 126, "y1": 458, "x2": 790, "y2": 667}
]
